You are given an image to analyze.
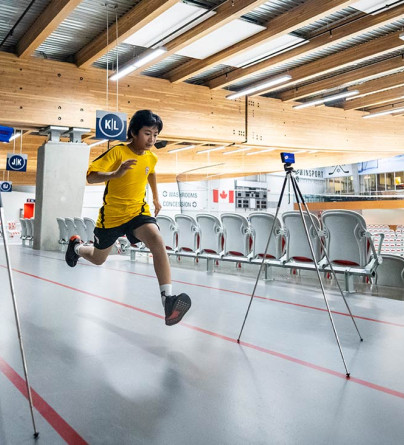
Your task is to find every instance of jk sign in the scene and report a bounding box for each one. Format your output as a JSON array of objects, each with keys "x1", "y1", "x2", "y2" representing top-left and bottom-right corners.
[
  {"x1": 6, "y1": 153, "x2": 28, "y2": 172},
  {"x1": 96, "y1": 110, "x2": 127, "y2": 141},
  {"x1": 0, "y1": 181, "x2": 12, "y2": 192}
]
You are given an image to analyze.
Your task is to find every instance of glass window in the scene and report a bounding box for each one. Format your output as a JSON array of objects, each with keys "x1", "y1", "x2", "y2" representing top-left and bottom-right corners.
[
  {"x1": 386, "y1": 172, "x2": 394, "y2": 191},
  {"x1": 395, "y1": 171, "x2": 404, "y2": 191}
]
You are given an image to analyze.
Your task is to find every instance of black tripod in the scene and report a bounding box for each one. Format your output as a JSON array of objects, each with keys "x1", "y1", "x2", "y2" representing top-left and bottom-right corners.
[
  {"x1": 237, "y1": 156, "x2": 363, "y2": 377},
  {"x1": 0, "y1": 192, "x2": 39, "y2": 438}
]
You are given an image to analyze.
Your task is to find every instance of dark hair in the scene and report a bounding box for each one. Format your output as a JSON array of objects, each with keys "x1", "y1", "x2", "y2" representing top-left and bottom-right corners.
[{"x1": 127, "y1": 110, "x2": 163, "y2": 138}]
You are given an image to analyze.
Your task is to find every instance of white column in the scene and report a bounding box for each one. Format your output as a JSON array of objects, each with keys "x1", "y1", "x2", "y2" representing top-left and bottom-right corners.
[{"x1": 33, "y1": 142, "x2": 90, "y2": 251}]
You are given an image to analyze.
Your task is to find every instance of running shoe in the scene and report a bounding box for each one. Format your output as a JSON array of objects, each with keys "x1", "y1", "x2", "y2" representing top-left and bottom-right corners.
[
  {"x1": 164, "y1": 293, "x2": 191, "y2": 326},
  {"x1": 65, "y1": 235, "x2": 81, "y2": 267}
]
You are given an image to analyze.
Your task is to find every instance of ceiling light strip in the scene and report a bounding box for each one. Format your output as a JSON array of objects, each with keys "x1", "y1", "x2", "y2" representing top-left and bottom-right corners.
[
  {"x1": 223, "y1": 147, "x2": 252, "y2": 155},
  {"x1": 362, "y1": 106, "x2": 404, "y2": 119},
  {"x1": 226, "y1": 74, "x2": 292, "y2": 100},
  {"x1": 196, "y1": 146, "x2": 226, "y2": 154},
  {"x1": 168, "y1": 145, "x2": 195, "y2": 153},
  {"x1": 293, "y1": 90, "x2": 360, "y2": 110},
  {"x1": 246, "y1": 148, "x2": 276, "y2": 156},
  {"x1": 110, "y1": 48, "x2": 167, "y2": 81}
]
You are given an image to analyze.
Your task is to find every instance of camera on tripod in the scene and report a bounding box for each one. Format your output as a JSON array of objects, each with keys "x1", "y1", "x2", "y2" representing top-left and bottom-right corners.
[{"x1": 280, "y1": 152, "x2": 295, "y2": 164}]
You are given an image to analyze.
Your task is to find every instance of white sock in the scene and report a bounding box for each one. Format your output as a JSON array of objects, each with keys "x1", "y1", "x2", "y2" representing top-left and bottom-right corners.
[
  {"x1": 160, "y1": 284, "x2": 173, "y2": 306},
  {"x1": 74, "y1": 243, "x2": 82, "y2": 256}
]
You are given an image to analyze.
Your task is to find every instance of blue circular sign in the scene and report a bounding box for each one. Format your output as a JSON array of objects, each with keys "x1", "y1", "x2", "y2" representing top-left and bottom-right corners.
[
  {"x1": 99, "y1": 113, "x2": 124, "y2": 138},
  {"x1": 0, "y1": 182, "x2": 12, "y2": 192},
  {"x1": 8, "y1": 155, "x2": 26, "y2": 171}
]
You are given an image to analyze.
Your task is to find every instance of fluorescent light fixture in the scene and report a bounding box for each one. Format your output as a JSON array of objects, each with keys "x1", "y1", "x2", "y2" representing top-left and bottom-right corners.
[
  {"x1": 362, "y1": 106, "x2": 404, "y2": 118},
  {"x1": 351, "y1": 0, "x2": 396, "y2": 14},
  {"x1": 246, "y1": 148, "x2": 276, "y2": 156},
  {"x1": 89, "y1": 139, "x2": 108, "y2": 147},
  {"x1": 9, "y1": 131, "x2": 22, "y2": 142},
  {"x1": 226, "y1": 74, "x2": 292, "y2": 100},
  {"x1": 110, "y1": 48, "x2": 167, "y2": 81},
  {"x1": 168, "y1": 145, "x2": 195, "y2": 153},
  {"x1": 123, "y1": 3, "x2": 215, "y2": 47},
  {"x1": 225, "y1": 34, "x2": 307, "y2": 68},
  {"x1": 293, "y1": 90, "x2": 360, "y2": 109},
  {"x1": 223, "y1": 147, "x2": 251, "y2": 155},
  {"x1": 196, "y1": 146, "x2": 226, "y2": 154},
  {"x1": 176, "y1": 19, "x2": 265, "y2": 60}
]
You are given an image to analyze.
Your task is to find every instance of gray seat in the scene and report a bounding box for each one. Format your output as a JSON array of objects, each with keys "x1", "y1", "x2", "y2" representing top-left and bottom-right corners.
[
  {"x1": 64, "y1": 217, "x2": 77, "y2": 239},
  {"x1": 156, "y1": 215, "x2": 178, "y2": 251},
  {"x1": 282, "y1": 211, "x2": 322, "y2": 263},
  {"x1": 375, "y1": 254, "x2": 404, "y2": 288},
  {"x1": 196, "y1": 214, "x2": 223, "y2": 255},
  {"x1": 20, "y1": 218, "x2": 28, "y2": 245},
  {"x1": 249, "y1": 212, "x2": 283, "y2": 260},
  {"x1": 74, "y1": 217, "x2": 88, "y2": 243},
  {"x1": 83, "y1": 217, "x2": 95, "y2": 244},
  {"x1": 56, "y1": 217, "x2": 69, "y2": 250},
  {"x1": 174, "y1": 214, "x2": 199, "y2": 253},
  {"x1": 321, "y1": 210, "x2": 379, "y2": 268},
  {"x1": 220, "y1": 213, "x2": 251, "y2": 257}
]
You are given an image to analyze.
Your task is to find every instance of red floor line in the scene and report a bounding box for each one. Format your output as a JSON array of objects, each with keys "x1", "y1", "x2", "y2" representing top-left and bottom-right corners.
[
  {"x1": 6, "y1": 266, "x2": 404, "y2": 401},
  {"x1": 0, "y1": 357, "x2": 88, "y2": 445},
  {"x1": 11, "y1": 256, "x2": 404, "y2": 329}
]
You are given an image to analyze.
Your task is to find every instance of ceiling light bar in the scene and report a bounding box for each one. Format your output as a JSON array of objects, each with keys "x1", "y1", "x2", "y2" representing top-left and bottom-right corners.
[
  {"x1": 110, "y1": 48, "x2": 167, "y2": 81},
  {"x1": 362, "y1": 106, "x2": 404, "y2": 119},
  {"x1": 293, "y1": 90, "x2": 360, "y2": 110},
  {"x1": 9, "y1": 131, "x2": 22, "y2": 142},
  {"x1": 168, "y1": 145, "x2": 195, "y2": 153},
  {"x1": 89, "y1": 139, "x2": 108, "y2": 147},
  {"x1": 223, "y1": 147, "x2": 251, "y2": 155},
  {"x1": 196, "y1": 146, "x2": 226, "y2": 154},
  {"x1": 226, "y1": 74, "x2": 292, "y2": 100},
  {"x1": 246, "y1": 148, "x2": 276, "y2": 156}
]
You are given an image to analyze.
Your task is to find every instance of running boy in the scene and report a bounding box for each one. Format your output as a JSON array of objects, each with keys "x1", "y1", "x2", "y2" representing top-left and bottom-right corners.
[{"x1": 65, "y1": 110, "x2": 191, "y2": 326}]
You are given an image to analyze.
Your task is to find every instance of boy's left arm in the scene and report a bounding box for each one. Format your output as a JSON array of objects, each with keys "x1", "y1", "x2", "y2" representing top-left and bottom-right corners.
[{"x1": 148, "y1": 172, "x2": 162, "y2": 216}]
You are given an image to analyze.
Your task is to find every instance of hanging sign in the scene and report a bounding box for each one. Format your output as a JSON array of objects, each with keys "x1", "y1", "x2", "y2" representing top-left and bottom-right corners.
[
  {"x1": 0, "y1": 126, "x2": 14, "y2": 142},
  {"x1": 96, "y1": 110, "x2": 127, "y2": 141},
  {"x1": 0, "y1": 181, "x2": 12, "y2": 192},
  {"x1": 6, "y1": 153, "x2": 28, "y2": 172}
]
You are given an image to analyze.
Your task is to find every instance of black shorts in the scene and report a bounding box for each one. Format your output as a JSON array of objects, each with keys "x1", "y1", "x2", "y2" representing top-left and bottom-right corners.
[{"x1": 93, "y1": 214, "x2": 158, "y2": 250}]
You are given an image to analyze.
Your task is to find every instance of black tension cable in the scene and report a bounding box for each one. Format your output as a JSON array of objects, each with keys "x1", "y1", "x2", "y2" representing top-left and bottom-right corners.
[{"x1": 0, "y1": 0, "x2": 38, "y2": 48}]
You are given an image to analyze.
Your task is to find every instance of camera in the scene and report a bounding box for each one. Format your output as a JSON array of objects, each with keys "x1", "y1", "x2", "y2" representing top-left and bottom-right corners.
[{"x1": 280, "y1": 152, "x2": 295, "y2": 164}]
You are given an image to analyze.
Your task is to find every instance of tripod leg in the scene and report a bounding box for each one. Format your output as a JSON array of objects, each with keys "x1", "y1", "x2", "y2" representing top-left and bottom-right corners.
[
  {"x1": 0, "y1": 197, "x2": 39, "y2": 437},
  {"x1": 289, "y1": 176, "x2": 351, "y2": 377},
  {"x1": 293, "y1": 179, "x2": 363, "y2": 341},
  {"x1": 237, "y1": 174, "x2": 289, "y2": 343}
]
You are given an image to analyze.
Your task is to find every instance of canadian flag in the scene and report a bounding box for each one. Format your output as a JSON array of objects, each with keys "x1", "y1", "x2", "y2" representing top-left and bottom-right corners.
[{"x1": 213, "y1": 189, "x2": 234, "y2": 203}]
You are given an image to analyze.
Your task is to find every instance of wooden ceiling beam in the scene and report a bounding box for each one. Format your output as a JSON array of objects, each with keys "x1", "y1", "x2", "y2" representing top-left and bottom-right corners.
[
  {"x1": 208, "y1": 2, "x2": 404, "y2": 90},
  {"x1": 344, "y1": 85, "x2": 404, "y2": 110},
  {"x1": 254, "y1": 31, "x2": 404, "y2": 97},
  {"x1": 129, "y1": 0, "x2": 269, "y2": 74},
  {"x1": 346, "y1": 70, "x2": 404, "y2": 98},
  {"x1": 75, "y1": 0, "x2": 178, "y2": 68},
  {"x1": 279, "y1": 55, "x2": 404, "y2": 101},
  {"x1": 16, "y1": 0, "x2": 82, "y2": 58},
  {"x1": 167, "y1": 0, "x2": 356, "y2": 83}
]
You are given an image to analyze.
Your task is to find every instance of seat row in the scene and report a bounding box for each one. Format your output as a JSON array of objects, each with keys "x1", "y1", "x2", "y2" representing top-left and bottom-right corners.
[
  {"x1": 56, "y1": 217, "x2": 95, "y2": 249},
  {"x1": 128, "y1": 210, "x2": 402, "y2": 292}
]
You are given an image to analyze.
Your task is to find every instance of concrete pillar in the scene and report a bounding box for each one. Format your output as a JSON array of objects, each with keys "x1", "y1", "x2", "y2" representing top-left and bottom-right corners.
[{"x1": 33, "y1": 142, "x2": 90, "y2": 251}]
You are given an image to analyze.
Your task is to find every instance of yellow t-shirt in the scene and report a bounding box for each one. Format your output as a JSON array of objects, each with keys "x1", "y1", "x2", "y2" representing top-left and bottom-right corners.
[{"x1": 87, "y1": 144, "x2": 158, "y2": 228}]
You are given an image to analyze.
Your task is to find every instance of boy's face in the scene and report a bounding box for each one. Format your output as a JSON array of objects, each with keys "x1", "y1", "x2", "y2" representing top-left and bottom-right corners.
[{"x1": 132, "y1": 125, "x2": 159, "y2": 151}]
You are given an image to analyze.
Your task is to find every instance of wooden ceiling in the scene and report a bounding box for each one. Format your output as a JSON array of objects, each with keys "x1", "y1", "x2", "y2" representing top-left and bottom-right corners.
[{"x1": 1, "y1": 0, "x2": 404, "y2": 184}]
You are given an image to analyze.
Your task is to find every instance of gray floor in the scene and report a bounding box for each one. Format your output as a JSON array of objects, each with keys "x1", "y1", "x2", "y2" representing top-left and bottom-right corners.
[{"x1": 1, "y1": 245, "x2": 404, "y2": 445}]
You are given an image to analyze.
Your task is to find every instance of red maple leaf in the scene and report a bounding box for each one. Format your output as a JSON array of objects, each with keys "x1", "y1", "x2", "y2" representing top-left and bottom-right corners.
[{"x1": 220, "y1": 190, "x2": 227, "y2": 199}]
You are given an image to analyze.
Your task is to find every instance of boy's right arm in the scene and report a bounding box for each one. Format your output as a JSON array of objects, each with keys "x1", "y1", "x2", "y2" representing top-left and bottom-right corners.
[{"x1": 87, "y1": 159, "x2": 137, "y2": 183}]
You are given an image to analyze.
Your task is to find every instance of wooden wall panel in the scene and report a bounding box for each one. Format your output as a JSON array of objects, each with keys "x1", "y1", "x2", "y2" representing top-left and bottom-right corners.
[
  {"x1": 0, "y1": 53, "x2": 245, "y2": 143},
  {"x1": 246, "y1": 98, "x2": 404, "y2": 153}
]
